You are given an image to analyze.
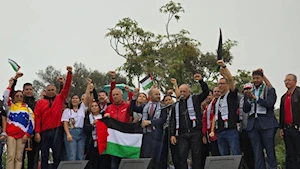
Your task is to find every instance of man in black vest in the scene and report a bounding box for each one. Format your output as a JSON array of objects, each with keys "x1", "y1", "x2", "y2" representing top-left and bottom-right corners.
[{"x1": 170, "y1": 73, "x2": 209, "y2": 169}]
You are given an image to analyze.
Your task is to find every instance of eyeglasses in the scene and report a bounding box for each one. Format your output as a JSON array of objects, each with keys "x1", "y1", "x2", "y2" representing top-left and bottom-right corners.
[
  {"x1": 217, "y1": 82, "x2": 227, "y2": 86},
  {"x1": 213, "y1": 91, "x2": 220, "y2": 93},
  {"x1": 284, "y1": 79, "x2": 295, "y2": 82}
]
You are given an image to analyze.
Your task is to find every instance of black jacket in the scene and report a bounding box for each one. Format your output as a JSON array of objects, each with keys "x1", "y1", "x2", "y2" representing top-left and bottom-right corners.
[
  {"x1": 280, "y1": 86, "x2": 300, "y2": 129},
  {"x1": 83, "y1": 113, "x2": 94, "y2": 154},
  {"x1": 170, "y1": 80, "x2": 209, "y2": 136},
  {"x1": 24, "y1": 96, "x2": 36, "y2": 110}
]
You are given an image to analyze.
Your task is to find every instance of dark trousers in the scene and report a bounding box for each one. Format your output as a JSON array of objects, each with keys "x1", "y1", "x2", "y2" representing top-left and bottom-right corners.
[
  {"x1": 240, "y1": 130, "x2": 254, "y2": 169},
  {"x1": 22, "y1": 140, "x2": 40, "y2": 169},
  {"x1": 111, "y1": 155, "x2": 121, "y2": 169},
  {"x1": 160, "y1": 130, "x2": 169, "y2": 169},
  {"x1": 178, "y1": 132, "x2": 202, "y2": 169},
  {"x1": 248, "y1": 120, "x2": 277, "y2": 169},
  {"x1": 0, "y1": 141, "x2": 4, "y2": 169},
  {"x1": 85, "y1": 146, "x2": 111, "y2": 169},
  {"x1": 140, "y1": 133, "x2": 163, "y2": 169},
  {"x1": 208, "y1": 140, "x2": 220, "y2": 156},
  {"x1": 201, "y1": 140, "x2": 209, "y2": 169},
  {"x1": 170, "y1": 140, "x2": 180, "y2": 169},
  {"x1": 283, "y1": 127, "x2": 300, "y2": 169},
  {"x1": 40, "y1": 127, "x2": 63, "y2": 169}
]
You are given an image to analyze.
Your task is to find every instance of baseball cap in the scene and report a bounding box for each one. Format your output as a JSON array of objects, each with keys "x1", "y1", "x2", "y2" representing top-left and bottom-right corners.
[{"x1": 243, "y1": 83, "x2": 253, "y2": 89}]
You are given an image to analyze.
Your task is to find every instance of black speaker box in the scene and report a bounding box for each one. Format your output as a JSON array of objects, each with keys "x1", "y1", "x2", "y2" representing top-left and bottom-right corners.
[
  {"x1": 118, "y1": 158, "x2": 154, "y2": 169},
  {"x1": 205, "y1": 155, "x2": 248, "y2": 169}
]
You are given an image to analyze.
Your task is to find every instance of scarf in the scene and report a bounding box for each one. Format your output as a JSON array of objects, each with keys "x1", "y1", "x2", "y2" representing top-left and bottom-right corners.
[
  {"x1": 89, "y1": 113, "x2": 102, "y2": 147},
  {"x1": 99, "y1": 103, "x2": 108, "y2": 114},
  {"x1": 142, "y1": 102, "x2": 161, "y2": 132},
  {"x1": 206, "y1": 99, "x2": 217, "y2": 129},
  {"x1": 142, "y1": 102, "x2": 162, "y2": 120},
  {"x1": 215, "y1": 91, "x2": 230, "y2": 128},
  {"x1": 249, "y1": 84, "x2": 267, "y2": 117},
  {"x1": 175, "y1": 95, "x2": 196, "y2": 130}
]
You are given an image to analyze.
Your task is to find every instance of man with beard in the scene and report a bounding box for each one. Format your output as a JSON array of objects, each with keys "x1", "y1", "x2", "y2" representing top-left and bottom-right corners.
[
  {"x1": 243, "y1": 69, "x2": 278, "y2": 169},
  {"x1": 140, "y1": 88, "x2": 167, "y2": 169},
  {"x1": 93, "y1": 71, "x2": 116, "y2": 114}
]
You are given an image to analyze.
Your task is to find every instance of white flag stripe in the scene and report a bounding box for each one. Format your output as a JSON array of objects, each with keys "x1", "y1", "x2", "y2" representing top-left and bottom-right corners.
[{"x1": 107, "y1": 128, "x2": 143, "y2": 147}]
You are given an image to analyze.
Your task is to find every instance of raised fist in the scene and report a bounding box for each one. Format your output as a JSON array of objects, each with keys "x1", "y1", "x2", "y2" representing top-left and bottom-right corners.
[
  {"x1": 170, "y1": 78, "x2": 177, "y2": 85},
  {"x1": 86, "y1": 78, "x2": 92, "y2": 84},
  {"x1": 109, "y1": 71, "x2": 116, "y2": 77},
  {"x1": 124, "y1": 85, "x2": 130, "y2": 92},
  {"x1": 194, "y1": 74, "x2": 202, "y2": 81},
  {"x1": 66, "y1": 66, "x2": 72, "y2": 72}
]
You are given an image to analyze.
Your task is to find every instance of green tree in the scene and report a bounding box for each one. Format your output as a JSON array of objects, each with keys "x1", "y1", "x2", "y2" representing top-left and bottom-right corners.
[
  {"x1": 275, "y1": 109, "x2": 285, "y2": 168},
  {"x1": 106, "y1": 1, "x2": 237, "y2": 92},
  {"x1": 33, "y1": 62, "x2": 128, "y2": 98},
  {"x1": 233, "y1": 69, "x2": 252, "y2": 92}
]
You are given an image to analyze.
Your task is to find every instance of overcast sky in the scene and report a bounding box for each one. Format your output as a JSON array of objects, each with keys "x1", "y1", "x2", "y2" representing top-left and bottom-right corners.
[{"x1": 0, "y1": 0, "x2": 299, "y2": 107}]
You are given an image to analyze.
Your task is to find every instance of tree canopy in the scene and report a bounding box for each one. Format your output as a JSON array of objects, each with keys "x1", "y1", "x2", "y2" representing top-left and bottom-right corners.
[
  {"x1": 32, "y1": 62, "x2": 128, "y2": 98},
  {"x1": 106, "y1": 1, "x2": 240, "y2": 93}
]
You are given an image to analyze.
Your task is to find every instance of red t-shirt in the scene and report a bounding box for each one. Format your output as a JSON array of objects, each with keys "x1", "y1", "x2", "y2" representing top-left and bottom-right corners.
[{"x1": 284, "y1": 93, "x2": 293, "y2": 125}]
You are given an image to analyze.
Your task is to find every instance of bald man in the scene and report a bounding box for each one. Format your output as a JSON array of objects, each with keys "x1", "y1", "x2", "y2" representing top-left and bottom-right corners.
[
  {"x1": 139, "y1": 88, "x2": 167, "y2": 169},
  {"x1": 104, "y1": 88, "x2": 132, "y2": 169},
  {"x1": 34, "y1": 66, "x2": 73, "y2": 169},
  {"x1": 170, "y1": 74, "x2": 209, "y2": 169}
]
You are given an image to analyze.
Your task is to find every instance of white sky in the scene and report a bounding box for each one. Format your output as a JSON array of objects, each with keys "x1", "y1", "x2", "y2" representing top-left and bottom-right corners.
[{"x1": 0, "y1": 0, "x2": 299, "y2": 108}]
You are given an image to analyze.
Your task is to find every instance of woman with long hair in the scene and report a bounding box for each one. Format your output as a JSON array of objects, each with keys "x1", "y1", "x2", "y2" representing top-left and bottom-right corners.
[
  {"x1": 84, "y1": 101, "x2": 111, "y2": 169},
  {"x1": 61, "y1": 79, "x2": 92, "y2": 160},
  {"x1": 2, "y1": 77, "x2": 34, "y2": 169}
]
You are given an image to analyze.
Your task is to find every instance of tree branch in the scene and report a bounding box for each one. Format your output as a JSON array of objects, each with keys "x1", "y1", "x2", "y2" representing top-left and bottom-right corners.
[{"x1": 109, "y1": 38, "x2": 126, "y2": 59}]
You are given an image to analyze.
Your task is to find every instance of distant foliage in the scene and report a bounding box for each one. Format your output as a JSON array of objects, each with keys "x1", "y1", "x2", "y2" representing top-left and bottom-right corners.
[{"x1": 33, "y1": 62, "x2": 128, "y2": 99}]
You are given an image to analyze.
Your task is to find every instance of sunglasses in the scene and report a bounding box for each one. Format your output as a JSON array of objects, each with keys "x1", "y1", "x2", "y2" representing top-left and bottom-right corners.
[{"x1": 15, "y1": 95, "x2": 23, "y2": 98}]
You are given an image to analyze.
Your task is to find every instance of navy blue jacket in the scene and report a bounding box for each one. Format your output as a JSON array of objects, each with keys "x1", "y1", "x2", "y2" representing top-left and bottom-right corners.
[{"x1": 243, "y1": 87, "x2": 278, "y2": 131}]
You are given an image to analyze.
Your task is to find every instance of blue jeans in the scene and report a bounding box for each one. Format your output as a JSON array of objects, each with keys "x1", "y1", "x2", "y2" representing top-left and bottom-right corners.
[
  {"x1": 217, "y1": 129, "x2": 241, "y2": 155},
  {"x1": 64, "y1": 128, "x2": 86, "y2": 161},
  {"x1": 40, "y1": 127, "x2": 63, "y2": 169}
]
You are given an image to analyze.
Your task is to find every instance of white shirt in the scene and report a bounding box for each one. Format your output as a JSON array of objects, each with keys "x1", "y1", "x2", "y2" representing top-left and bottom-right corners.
[{"x1": 61, "y1": 104, "x2": 87, "y2": 128}]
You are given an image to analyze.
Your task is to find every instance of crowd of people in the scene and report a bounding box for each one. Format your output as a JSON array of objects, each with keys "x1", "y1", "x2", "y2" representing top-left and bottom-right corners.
[{"x1": 0, "y1": 60, "x2": 299, "y2": 169}]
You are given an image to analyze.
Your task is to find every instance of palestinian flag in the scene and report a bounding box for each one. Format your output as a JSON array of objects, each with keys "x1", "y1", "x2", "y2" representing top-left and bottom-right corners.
[
  {"x1": 8, "y1": 58, "x2": 21, "y2": 72},
  {"x1": 140, "y1": 74, "x2": 153, "y2": 90},
  {"x1": 97, "y1": 118, "x2": 143, "y2": 158}
]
